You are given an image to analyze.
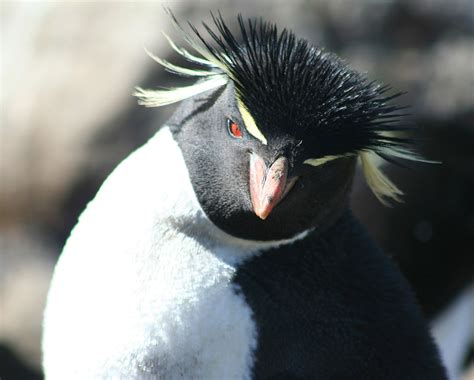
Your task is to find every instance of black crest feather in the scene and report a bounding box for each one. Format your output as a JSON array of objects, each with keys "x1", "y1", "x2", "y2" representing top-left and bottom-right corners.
[
  {"x1": 188, "y1": 12, "x2": 415, "y2": 159},
  {"x1": 135, "y1": 10, "x2": 436, "y2": 205}
]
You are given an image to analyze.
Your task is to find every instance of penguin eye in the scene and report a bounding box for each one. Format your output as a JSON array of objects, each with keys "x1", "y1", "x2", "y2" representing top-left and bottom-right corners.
[{"x1": 227, "y1": 118, "x2": 243, "y2": 139}]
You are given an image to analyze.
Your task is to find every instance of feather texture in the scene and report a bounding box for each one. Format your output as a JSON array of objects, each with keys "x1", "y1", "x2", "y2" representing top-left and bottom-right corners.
[
  {"x1": 134, "y1": 75, "x2": 227, "y2": 107},
  {"x1": 360, "y1": 151, "x2": 403, "y2": 205}
]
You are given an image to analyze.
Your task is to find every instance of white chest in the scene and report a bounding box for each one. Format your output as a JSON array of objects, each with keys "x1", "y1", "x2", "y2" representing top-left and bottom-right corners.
[
  {"x1": 43, "y1": 127, "x2": 305, "y2": 379},
  {"x1": 43, "y1": 128, "x2": 257, "y2": 379}
]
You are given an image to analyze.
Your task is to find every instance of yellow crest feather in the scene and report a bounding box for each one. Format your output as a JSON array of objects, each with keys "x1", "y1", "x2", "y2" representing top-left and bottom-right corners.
[
  {"x1": 237, "y1": 99, "x2": 267, "y2": 145},
  {"x1": 359, "y1": 151, "x2": 403, "y2": 206}
]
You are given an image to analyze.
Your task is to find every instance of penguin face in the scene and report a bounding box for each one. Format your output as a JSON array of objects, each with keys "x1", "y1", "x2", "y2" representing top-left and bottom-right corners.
[
  {"x1": 173, "y1": 83, "x2": 356, "y2": 241},
  {"x1": 137, "y1": 12, "x2": 427, "y2": 240}
]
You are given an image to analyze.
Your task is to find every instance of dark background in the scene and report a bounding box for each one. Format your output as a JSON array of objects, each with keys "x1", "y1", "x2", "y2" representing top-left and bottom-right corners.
[{"x1": 1, "y1": 1, "x2": 473, "y2": 379}]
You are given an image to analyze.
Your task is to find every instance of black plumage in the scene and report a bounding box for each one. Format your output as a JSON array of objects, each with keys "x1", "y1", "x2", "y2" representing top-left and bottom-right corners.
[
  {"x1": 181, "y1": 12, "x2": 413, "y2": 161},
  {"x1": 234, "y1": 211, "x2": 446, "y2": 379}
]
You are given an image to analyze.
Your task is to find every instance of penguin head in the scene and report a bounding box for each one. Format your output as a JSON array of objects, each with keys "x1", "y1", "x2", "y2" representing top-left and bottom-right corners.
[
  {"x1": 166, "y1": 82, "x2": 355, "y2": 240},
  {"x1": 136, "y1": 12, "x2": 430, "y2": 241}
]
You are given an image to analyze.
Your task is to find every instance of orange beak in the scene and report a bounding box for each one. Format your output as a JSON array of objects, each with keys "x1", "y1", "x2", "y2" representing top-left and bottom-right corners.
[{"x1": 249, "y1": 154, "x2": 297, "y2": 220}]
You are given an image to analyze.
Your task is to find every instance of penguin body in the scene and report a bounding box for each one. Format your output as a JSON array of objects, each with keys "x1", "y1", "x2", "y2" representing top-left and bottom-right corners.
[
  {"x1": 43, "y1": 13, "x2": 447, "y2": 379},
  {"x1": 43, "y1": 126, "x2": 444, "y2": 379}
]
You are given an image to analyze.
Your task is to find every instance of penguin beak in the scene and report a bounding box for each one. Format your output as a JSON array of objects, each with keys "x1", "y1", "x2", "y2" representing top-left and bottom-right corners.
[{"x1": 249, "y1": 154, "x2": 298, "y2": 220}]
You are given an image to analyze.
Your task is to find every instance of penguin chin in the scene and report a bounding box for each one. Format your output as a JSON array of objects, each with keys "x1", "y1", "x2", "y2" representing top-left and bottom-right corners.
[
  {"x1": 204, "y1": 187, "x2": 328, "y2": 242},
  {"x1": 222, "y1": 167, "x2": 354, "y2": 241}
]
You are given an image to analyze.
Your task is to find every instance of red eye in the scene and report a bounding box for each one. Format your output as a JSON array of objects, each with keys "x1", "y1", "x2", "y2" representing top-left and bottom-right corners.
[{"x1": 227, "y1": 119, "x2": 243, "y2": 139}]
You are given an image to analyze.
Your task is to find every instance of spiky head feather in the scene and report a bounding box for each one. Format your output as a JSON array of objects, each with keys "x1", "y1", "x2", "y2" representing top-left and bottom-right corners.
[{"x1": 134, "y1": 10, "x2": 434, "y2": 205}]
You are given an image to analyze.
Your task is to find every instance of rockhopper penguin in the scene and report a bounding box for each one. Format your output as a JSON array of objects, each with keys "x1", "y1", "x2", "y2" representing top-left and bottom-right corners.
[{"x1": 42, "y1": 12, "x2": 447, "y2": 379}]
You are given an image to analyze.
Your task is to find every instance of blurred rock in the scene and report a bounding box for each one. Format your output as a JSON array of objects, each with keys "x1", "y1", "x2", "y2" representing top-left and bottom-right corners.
[
  {"x1": 0, "y1": 228, "x2": 56, "y2": 371},
  {"x1": 464, "y1": 363, "x2": 474, "y2": 380},
  {"x1": 0, "y1": 1, "x2": 175, "y2": 229},
  {"x1": 0, "y1": 344, "x2": 41, "y2": 380}
]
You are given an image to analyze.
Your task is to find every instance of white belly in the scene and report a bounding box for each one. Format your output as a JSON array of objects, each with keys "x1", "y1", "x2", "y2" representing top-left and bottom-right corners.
[{"x1": 42, "y1": 127, "x2": 259, "y2": 379}]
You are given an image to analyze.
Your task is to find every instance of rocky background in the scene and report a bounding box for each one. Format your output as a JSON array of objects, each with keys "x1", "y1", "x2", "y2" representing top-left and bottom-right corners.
[{"x1": 1, "y1": 1, "x2": 473, "y2": 379}]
